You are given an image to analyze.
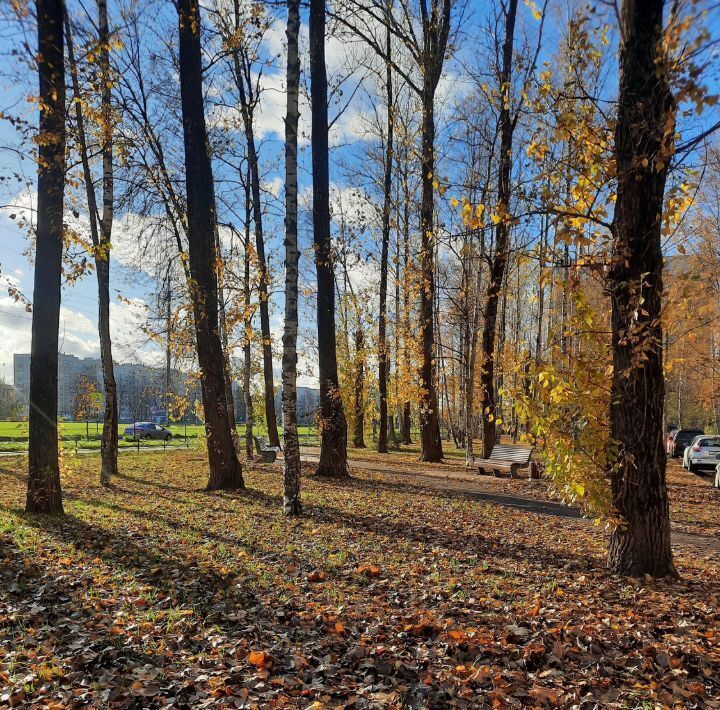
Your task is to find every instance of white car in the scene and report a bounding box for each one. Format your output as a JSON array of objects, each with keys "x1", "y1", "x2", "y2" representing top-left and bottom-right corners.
[{"x1": 682, "y1": 435, "x2": 720, "y2": 473}]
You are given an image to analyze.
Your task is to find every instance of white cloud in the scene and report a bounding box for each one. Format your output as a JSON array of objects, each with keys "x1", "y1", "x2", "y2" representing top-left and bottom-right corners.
[
  {"x1": 330, "y1": 184, "x2": 378, "y2": 229},
  {"x1": 0, "y1": 295, "x2": 33, "y2": 380},
  {"x1": 211, "y1": 14, "x2": 375, "y2": 148},
  {"x1": 60, "y1": 306, "x2": 95, "y2": 335},
  {"x1": 109, "y1": 297, "x2": 163, "y2": 366},
  {"x1": 262, "y1": 176, "x2": 284, "y2": 198},
  {"x1": 58, "y1": 331, "x2": 100, "y2": 360}
]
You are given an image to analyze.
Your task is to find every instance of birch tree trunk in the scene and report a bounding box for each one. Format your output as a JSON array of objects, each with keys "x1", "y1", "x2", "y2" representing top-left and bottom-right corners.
[
  {"x1": 607, "y1": 0, "x2": 676, "y2": 578},
  {"x1": 282, "y1": 0, "x2": 302, "y2": 514},
  {"x1": 215, "y1": 225, "x2": 237, "y2": 432},
  {"x1": 243, "y1": 176, "x2": 254, "y2": 462},
  {"x1": 27, "y1": 0, "x2": 66, "y2": 515},
  {"x1": 230, "y1": 0, "x2": 280, "y2": 447},
  {"x1": 177, "y1": 0, "x2": 243, "y2": 490}
]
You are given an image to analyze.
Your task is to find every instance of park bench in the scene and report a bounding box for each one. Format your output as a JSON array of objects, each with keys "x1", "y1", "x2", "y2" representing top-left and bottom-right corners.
[
  {"x1": 254, "y1": 435, "x2": 280, "y2": 463},
  {"x1": 476, "y1": 444, "x2": 534, "y2": 478}
]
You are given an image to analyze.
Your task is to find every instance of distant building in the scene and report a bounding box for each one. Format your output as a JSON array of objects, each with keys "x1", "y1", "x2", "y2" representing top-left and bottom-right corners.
[
  {"x1": 274, "y1": 386, "x2": 320, "y2": 427},
  {"x1": 232, "y1": 384, "x2": 318, "y2": 427},
  {"x1": 13, "y1": 353, "x2": 201, "y2": 423},
  {"x1": 13, "y1": 353, "x2": 320, "y2": 426}
]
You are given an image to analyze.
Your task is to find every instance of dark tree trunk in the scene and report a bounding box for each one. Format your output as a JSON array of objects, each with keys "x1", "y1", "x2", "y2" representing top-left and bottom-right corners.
[
  {"x1": 177, "y1": 0, "x2": 243, "y2": 490},
  {"x1": 393, "y1": 186, "x2": 403, "y2": 448},
  {"x1": 413, "y1": 0, "x2": 452, "y2": 462},
  {"x1": 164, "y1": 280, "x2": 173, "y2": 413},
  {"x1": 281, "y1": 0, "x2": 302, "y2": 515},
  {"x1": 401, "y1": 188, "x2": 412, "y2": 446},
  {"x1": 309, "y1": 0, "x2": 348, "y2": 478},
  {"x1": 418, "y1": 86, "x2": 443, "y2": 461},
  {"x1": 387, "y1": 407, "x2": 398, "y2": 448},
  {"x1": 65, "y1": 3, "x2": 118, "y2": 486},
  {"x1": 97, "y1": 0, "x2": 118, "y2": 485},
  {"x1": 230, "y1": 0, "x2": 280, "y2": 447},
  {"x1": 402, "y1": 402, "x2": 412, "y2": 444},
  {"x1": 479, "y1": 0, "x2": 517, "y2": 459},
  {"x1": 377, "y1": 11, "x2": 393, "y2": 454},
  {"x1": 27, "y1": 0, "x2": 65, "y2": 515},
  {"x1": 353, "y1": 328, "x2": 366, "y2": 448},
  {"x1": 607, "y1": 0, "x2": 676, "y2": 578}
]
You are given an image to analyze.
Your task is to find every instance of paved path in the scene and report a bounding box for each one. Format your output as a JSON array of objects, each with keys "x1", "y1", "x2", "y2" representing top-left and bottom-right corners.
[{"x1": 299, "y1": 452, "x2": 720, "y2": 554}]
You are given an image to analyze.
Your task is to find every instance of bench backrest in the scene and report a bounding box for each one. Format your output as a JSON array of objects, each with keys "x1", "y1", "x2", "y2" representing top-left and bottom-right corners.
[
  {"x1": 254, "y1": 436, "x2": 268, "y2": 451},
  {"x1": 488, "y1": 444, "x2": 533, "y2": 464}
]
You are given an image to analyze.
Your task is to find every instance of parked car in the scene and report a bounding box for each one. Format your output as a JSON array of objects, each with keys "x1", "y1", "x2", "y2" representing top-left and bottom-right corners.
[
  {"x1": 670, "y1": 428, "x2": 704, "y2": 457},
  {"x1": 123, "y1": 422, "x2": 173, "y2": 442},
  {"x1": 666, "y1": 429, "x2": 679, "y2": 456},
  {"x1": 682, "y1": 435, "x2": 720, "y2": 472}
]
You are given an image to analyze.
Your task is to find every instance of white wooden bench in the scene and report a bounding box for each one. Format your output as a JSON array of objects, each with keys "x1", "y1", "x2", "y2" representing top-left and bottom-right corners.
[
  {"x1": 476, "y1": 444, "x2": 534, "y2": 478},
  {"x1": 254, "y1": 436, "x2": 280, "y2": 463}
]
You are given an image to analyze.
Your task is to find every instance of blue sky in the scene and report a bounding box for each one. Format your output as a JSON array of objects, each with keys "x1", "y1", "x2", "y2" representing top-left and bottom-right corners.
[{"x1": 0, "y1": 0, "x2": 718, "y2": 386}]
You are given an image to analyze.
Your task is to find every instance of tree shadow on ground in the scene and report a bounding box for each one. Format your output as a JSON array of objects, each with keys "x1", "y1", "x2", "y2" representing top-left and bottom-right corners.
[
  {"x1": 2, "y1": 462, "x2": 597, "y2": 581},
  {"x1": 308, "y1": 469, "x2": 584, "y2": 519}
]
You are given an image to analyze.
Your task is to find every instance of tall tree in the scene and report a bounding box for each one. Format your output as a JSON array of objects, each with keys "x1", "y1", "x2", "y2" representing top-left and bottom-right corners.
[
  {"x1": 96, "y1": 0, "x2": 117, "y2": 486},
  {"x1": 336, "y1": 0, "x2": 453, "y2": 461},
  {"x1": 242, "y1": 177, "x2": 255, "y2": 462},
  {"x1": 479, "y1": 0, "x2": 518, "y2": 458},
  {"x1": 607, "y1": 0, "x2": 676, "y2": 577},
  {"x1": 26, "y1": 0, "x2": 66, "y2": 515},
  {"x1": 281, "y1": 0, "x2": 302, "y2": 513},
  {"x1": 377, "y1": 7, "x2": 393, "y2": 454},
  {"x1": 65, "y1": 0, "x2": 119, "y2": 487},
  {"x1": 214, "y1": 222, "x2": 237, "y2": 434},
  {"x1": 310, "y1": 0, "x2": 349, "y2": 478},
  {"x1": 225, "y1": 0, "x2": 281, "y2": 447},
  {"x1": 352, "y1": 326, "x2": 366, "y2": 448},
  {"x1": 415, "y1": 0, "x2": 451, "y2": 462},
  {"x1": 177, "y1": 0, "x2": 243, "y2": 490}
]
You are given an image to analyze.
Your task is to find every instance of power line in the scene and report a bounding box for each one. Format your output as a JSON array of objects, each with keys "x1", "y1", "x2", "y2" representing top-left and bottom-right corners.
[{"x1": 0, "y1": 308, "x2": 32, "y2": 321}]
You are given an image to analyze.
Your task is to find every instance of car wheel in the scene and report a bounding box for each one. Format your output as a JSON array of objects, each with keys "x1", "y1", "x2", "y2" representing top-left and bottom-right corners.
[
  {"x1": 144, "y1": 433, "x2": 152, "y2": 440},
  {"x1": 688, "y1": 462, "x2": 697, "y2": 473},
  {"x1": 165, "y1": 433, "x2": 172, "y2": 442}
]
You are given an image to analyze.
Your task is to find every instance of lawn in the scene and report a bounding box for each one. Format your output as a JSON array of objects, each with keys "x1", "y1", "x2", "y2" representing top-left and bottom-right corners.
[
  {"x1": 0, "y1": 421, "x2": 320, "y2": 451},
  {"x1": 1, "y1": 451, "x2": 719, "y2": 707}
]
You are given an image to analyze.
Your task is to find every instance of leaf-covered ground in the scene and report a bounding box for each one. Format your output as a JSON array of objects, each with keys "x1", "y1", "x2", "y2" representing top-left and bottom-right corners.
[{"x1": 1, "y1": 451, "x2": 719, "y2": 708}]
